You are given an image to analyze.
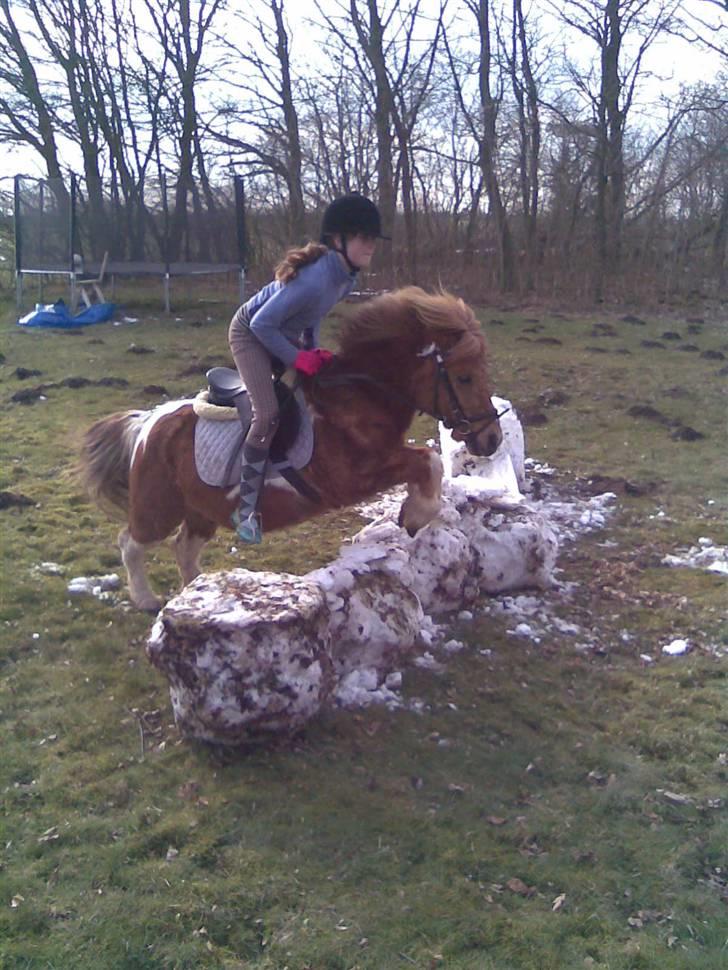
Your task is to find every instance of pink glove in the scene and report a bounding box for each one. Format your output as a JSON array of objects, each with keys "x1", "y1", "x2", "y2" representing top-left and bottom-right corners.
[
  {"x1": 313, "y1": 348, "x2": 334, "y2": 364},
  {"x1": 294, "y1": 349, "x2": 331, "y2": 375}
]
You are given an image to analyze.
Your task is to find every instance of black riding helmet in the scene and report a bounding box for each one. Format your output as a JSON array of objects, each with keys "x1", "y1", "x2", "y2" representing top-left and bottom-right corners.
[{"x1": 320, "y1": 193, "x2": 390, "y2": 243}]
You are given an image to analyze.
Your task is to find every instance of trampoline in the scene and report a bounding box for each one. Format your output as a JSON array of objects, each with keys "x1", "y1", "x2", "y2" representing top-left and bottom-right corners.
[{"x1": 14, "y1": 173, "x2": 248, "y2": 312}]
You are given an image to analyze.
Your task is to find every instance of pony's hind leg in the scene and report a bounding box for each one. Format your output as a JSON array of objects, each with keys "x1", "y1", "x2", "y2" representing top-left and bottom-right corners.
[
  {"x1": 118, "y1": 527, "x2": 162, "y2": 613},
  {"x1": 174, "y1": 514, "x2": 217, "y2": 587}
]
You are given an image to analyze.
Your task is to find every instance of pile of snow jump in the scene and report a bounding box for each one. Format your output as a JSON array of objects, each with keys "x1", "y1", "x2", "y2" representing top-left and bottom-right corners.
[{"x1": 146, "y1": 399, "x2": 560, "y2": 744}]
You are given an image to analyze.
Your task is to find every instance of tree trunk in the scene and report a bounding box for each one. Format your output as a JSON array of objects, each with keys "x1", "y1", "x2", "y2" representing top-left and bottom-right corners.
[
  {"x1": 475, "y1": 0, "x2": 516, "y2": 291},
  {"x1": 271, "y1": 0, "x2": 306, "y2": 242}
]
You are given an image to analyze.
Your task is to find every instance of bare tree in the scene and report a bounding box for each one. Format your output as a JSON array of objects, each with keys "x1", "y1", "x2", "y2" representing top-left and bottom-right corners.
[
  {"x1": 209, "y1": 0, "x2": 307, "y2": 244},
  {"x1": 0, "y1": 0, "x2": 68, "y2": 202},
  {"x1": 143, "y1": 0, "x2": 224, "y2": 262},
  {"x1": 552, "y1": 0, "x2": 680, "y2": 296},
  {"x1": 444, "y1": 0, "x2": 517, "y2": 290},
  {"x1": 507, "y1": 0, "x2": 542, "y2": 289}
]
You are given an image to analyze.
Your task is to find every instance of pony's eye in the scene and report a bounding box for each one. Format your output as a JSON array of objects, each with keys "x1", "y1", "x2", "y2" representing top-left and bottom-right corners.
[{"x1": 457, "y1": 376, "x2": 472, "y2": 385}]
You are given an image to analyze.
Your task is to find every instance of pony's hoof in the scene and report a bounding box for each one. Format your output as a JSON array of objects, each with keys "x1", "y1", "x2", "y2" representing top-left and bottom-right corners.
[{"x1": 398, "y1": 503, "x2": 420, "y2": 537}]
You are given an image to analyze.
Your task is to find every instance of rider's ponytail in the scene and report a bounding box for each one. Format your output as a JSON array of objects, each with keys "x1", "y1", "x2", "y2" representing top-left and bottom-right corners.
[{"x1": 275, "y1": 242, "x2": 329, "y2": 284}]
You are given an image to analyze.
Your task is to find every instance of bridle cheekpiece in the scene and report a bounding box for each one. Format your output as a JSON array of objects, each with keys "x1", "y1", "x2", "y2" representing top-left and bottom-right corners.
[{"x1": 417, "y1": 341, "x2": 510, "y2": 435}]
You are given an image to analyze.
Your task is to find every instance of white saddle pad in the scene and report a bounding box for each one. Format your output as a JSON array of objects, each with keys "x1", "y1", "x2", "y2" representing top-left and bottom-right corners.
[{"x1": 193, "y1": 389, "x2": 314, "y2": 487}]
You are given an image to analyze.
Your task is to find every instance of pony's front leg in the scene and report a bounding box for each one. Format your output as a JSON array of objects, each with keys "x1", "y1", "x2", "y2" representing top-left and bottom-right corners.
[{"x1": 397, "y1": 447, "x2": 444, "y2": 536}]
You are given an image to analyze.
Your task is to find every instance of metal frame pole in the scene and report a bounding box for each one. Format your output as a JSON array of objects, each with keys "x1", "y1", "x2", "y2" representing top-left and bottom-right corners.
[
  {"x1": 234, "y1": 173, "x2": 248, "y2": 304},
  {"x1": 38, "y1": 180, "x2": 45, "y2": 302},
  {"x1": 14, "y1": 175, "x2": 23, "y2": 309},
  {"x1": 69, "y1": 174, "x2": 77, "y2": 310},
  {"x1": 162, "y1": 171, "x2": 171, "y2": 312}
]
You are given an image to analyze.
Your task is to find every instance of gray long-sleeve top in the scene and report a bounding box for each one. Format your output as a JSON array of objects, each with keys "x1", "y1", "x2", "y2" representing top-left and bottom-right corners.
[{"x1": 243, "y1": 249, "x2": 357, "y2": 366}]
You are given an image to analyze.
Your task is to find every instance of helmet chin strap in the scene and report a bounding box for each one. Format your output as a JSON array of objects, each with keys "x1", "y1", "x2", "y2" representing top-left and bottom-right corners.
[{"x1": 331, "y1": 236, "x2": 359, "y2": 274}]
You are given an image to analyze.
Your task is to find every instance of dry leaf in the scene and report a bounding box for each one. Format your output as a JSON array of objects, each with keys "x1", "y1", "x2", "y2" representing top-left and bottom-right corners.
[
  {"x1": 486, "y1": 816, "x2": 508, "y2": 826},
  {"x1": 506, "y1": 877, "x2": 535, "y2": 897},
  {"x1": 552, "y1": 893, "x2": 566, "y2": 912},
  {"x1": 177, "y1": 781, "x2": 200, "y2": 801}
]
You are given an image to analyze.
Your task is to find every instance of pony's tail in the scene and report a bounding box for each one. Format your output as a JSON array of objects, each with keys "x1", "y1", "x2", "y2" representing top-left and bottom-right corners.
[{"x1": 79, "y1": 410, "x2": 149, "y2": 520}]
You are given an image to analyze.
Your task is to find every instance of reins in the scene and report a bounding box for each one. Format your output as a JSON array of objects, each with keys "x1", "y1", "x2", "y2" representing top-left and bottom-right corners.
[{"x1": 314, "y1": 343, "x2": 508, "y2": 436}]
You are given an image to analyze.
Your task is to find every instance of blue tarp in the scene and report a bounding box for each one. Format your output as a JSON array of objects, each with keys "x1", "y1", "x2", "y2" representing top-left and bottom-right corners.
[{"x1": 17, "y1": 300, "x2": 116, "y2": 328}]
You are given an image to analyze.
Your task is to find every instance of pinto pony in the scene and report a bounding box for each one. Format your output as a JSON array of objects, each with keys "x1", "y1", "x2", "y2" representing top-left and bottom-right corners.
[{"x1": 81, "y1": 287, "x2": 503, "y2": 611}]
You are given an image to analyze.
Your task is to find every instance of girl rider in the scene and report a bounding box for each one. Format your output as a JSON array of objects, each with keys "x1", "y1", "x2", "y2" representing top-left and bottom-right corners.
[{"x1": 228, "y1": 193, "x2": 387, "y2": 544}]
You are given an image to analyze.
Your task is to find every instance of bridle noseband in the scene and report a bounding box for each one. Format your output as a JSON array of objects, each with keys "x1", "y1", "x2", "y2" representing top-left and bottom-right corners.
[{"x1": 417, "y1": 343, "x2": 509, "y2": 435}]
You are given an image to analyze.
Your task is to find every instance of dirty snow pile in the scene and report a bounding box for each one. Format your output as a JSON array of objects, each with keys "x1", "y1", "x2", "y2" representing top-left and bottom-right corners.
[
  {"x1": 146, "y1": 397, "x2": 617, "y2": 744},
  {"x1": 662, "y1": 537, "x2": 728, "y2": 576}
]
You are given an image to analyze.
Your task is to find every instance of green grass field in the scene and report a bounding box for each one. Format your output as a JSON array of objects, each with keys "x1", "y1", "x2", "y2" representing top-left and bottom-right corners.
[{"x1": 1, "y1": 284, "x2": 727, "y2": 968}]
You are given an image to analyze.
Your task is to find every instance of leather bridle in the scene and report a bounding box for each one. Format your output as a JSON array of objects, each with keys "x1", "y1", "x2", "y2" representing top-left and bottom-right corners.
[
  {"x1": 417, "y1": 342, "x2": 509, "y2": 436},
  {"x1": 313, "y1": 339, "x2": 508, "y2": 438}
]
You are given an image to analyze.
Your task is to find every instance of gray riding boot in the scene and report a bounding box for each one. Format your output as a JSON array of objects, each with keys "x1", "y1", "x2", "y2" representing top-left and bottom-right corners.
[{"x1": 232, "y1": 441, "x2": 268, "y2": 544}]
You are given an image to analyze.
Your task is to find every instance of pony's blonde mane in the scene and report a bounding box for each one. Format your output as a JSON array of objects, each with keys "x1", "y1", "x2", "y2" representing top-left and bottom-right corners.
[{"x1": 339, "y1": 286, "x2": 480, "y2": 353}]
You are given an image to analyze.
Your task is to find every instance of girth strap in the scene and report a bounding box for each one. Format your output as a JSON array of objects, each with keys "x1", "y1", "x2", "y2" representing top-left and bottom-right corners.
[{"x1": 274, "y1": 464, "x2": 322, "y2": 505}]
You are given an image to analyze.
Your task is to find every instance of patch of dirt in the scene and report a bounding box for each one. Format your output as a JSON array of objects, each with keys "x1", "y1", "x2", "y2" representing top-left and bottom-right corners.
[
  {"x1": 143, "y1": 385, "x2": 169, "y2": 396},
  {"x1": 579, "y1": 474, "x2": 661, "y2": 498},
  {"x1": 687, "y1": 325, "x2": 703, "y2": 335},
  {"x1": 59, "y1": 377, "x2": 93, "y2": 388},
  {"x1": 627, "y1": 405, "x2": 669, "y2": 424},
  {"x1": 489, "y1": 318, "x2": 506, "y2": 326},
  {"x1": 676, "y1": 344, "x2": 699, "y2": 353},
  {"x1": 661, "y1": 331, "x2": 682, "y2": 341},
  {"x1": 663, "y1": 386, "x2": 693, "y2": 399},
  {"x1": 591, "y1": 323, "x2": 618, "y2": 337},
  {"x1": 701, "y1": 350, "x2": 725, "y2": 360},
  {"x1": 626, "y1": 405, "x2": 706, "y2": 442},
  {"x1": 534, "y1": 337, "x2": 563, "y2": 345},
  {"x1": 10, "y1": 386, "x2": 46, "y2": 404},
  {"x1": 0, "y1": 491, "x2": 34, "y2": 510},
  {"x1": 177, "y1": 355, "x2": 229, "y2": 377},
  {"x1": 96, "y1": 377, "x2": 129, "y2": 388},
  {"x1": 126, "y1": 344, "x2": 155, "y2": 355},
  {"x1": 641, "y1": 340, "x2": 665, "y2": 349},
  {"x1": 520, "y1": 409, "x2": 548, "y2": 426},
  {"x1": 585, "y1": 346, "x2": 610, "y2": 354},
  {"x1": 538, "y1": 389, "x2": 570, "y2": 407},
  {"x1": 8, "y1": 376, "x2": 129, "y2": 403},
  {"x1": 14, "y1": 367, "x2": 42, "y2": 380},
  {"x1": 670, "y1": 425, "x2": 705, "y2": 441},
  {"x1": 621, "y1": 315, "x2": 646, "y2": 325}
]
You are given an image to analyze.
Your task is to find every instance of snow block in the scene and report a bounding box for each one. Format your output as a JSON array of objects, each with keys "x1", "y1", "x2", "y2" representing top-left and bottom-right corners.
[{"x1": 146, "y1": 570, "x2": 334, "y2": 742}]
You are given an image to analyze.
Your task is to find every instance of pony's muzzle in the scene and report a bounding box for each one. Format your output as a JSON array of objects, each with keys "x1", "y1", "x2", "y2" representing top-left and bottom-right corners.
[{"x1": 459, "y1": 423, "x2": 502, "y2": 457}]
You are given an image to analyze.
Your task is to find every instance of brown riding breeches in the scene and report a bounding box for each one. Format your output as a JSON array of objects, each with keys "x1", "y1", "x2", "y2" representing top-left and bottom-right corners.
[{"x1": 228, "y1": 307, "x2": 280, "y2": 450}]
